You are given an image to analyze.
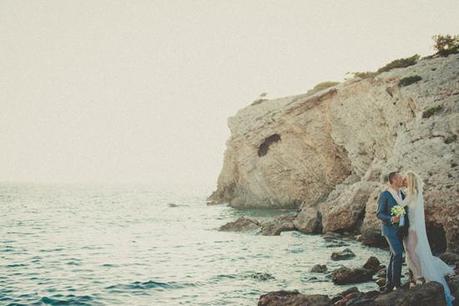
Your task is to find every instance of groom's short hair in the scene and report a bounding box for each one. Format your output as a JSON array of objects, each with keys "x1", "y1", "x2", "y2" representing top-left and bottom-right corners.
[{"x1": 388, "y1": 171, "x2": 399, "y2": 184}]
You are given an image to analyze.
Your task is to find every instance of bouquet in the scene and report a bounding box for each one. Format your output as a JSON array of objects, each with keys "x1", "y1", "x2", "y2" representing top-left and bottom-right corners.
[{"x1": 391, "y1": 205, "x2": 406, "y2": 227}]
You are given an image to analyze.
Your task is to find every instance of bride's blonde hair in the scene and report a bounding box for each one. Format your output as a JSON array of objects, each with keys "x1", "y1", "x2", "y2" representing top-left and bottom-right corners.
[{"x1": 405, "y1": 171, "x2": 423, "y2": 196}]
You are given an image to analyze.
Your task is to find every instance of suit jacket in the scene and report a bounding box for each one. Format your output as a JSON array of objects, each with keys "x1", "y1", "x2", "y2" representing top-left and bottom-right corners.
[{"x1": 376, "y1": 189, "x2": 409, "y2": 237}]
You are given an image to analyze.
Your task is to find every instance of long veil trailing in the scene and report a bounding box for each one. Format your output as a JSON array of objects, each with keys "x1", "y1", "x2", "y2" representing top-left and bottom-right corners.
[{"x1": 409, "y1": 173, "x2": 455, "y2": 306}]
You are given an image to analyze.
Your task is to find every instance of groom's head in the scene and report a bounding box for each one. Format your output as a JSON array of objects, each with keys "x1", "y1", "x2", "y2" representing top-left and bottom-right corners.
[{"x1": 388, "y1": 171, "x2": 402, "y2": 187}]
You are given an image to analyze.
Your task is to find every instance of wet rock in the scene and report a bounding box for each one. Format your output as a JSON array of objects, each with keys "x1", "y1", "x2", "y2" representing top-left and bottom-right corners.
[
  {"x1": 310, "y1": 264, "x2": 328, "y2": 273},
  {"x1": 363, "y1": 256, "x2": 382, "y2": 272},
  {"x1": 372, "y1": 281, "x2": 447, "y2": 306},
  {"x1": 260, "y1": 215, "x2": 296, "y2": 236},
  {"x1": 248, "y1": 272, "x2": 275, "y2": 281},
  {"x1": 218, "y1": 216, "x2": 261, "y2": 232},
  {"x1": 257, "y1": 290, "x2": 331, "y2": 306},
  {"x1": 331, "y1": 248, "x2": 356, "y2": 261},
  {"x1": 331, "y1": 266, "x2": 374, "y2": 284}
]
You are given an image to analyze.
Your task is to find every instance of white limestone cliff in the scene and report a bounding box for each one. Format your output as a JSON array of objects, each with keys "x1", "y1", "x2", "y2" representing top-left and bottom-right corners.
[{"x1": 208, "y1": 53, "x2": 459, "y2": 252}]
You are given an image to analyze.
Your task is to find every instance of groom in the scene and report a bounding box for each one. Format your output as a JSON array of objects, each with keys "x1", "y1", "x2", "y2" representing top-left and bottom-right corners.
[{"x1": 376, "y1": 171, "x2": 409, "y2": 293}]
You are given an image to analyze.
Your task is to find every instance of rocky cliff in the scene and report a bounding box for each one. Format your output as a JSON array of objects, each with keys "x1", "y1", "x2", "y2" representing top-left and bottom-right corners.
[{"x1": 208, "y1": 53, "x2": 459, "y2": 252}]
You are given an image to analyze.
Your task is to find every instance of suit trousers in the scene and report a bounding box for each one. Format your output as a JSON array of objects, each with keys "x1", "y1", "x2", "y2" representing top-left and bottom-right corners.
[{"x1": 383, "y1": 230, "x2": 404, "y2": 288}]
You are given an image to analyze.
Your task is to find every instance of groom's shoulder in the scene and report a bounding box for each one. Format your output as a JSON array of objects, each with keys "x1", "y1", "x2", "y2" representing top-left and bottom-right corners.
[{"x1": 379, "y1": 190, "x2": 390, "y2": 197}]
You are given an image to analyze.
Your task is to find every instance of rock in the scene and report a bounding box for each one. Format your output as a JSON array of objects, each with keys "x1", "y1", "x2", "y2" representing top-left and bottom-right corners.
[
  {"x1": 331, "y1": 248, "x2": 356, "y2": 261},
  {"x1": 376, "y1": 278, "x2": 386, "y2": 287},
  {"x1": 363, "y1": 256, "x2": 382, "y2": 272},
  {"x1": 248, "y1": 272, "x2": 275, "y2": 281},
  {"x1": 259, "y1": 276, "x2": 458, "y2": 306},
  {"x1": 310, "y1": 264, "x2": 328, "y2": 273},
  {"x1": 260, "y1": 215, "x2": 296, "y2": 236},
  {"x1": 257, "y1": 290, "x2": 331, "y2": 306},
  {"x1": 209, "y1": 53, "x2": 459, "y2": 251},
  {"x1": 293, "y1": 205, "x2": 322, "y2": 233},
  {"x1": 319, "y1": 181, "x2": 380, "y2": 233},
  {"x1": 325, "y1": 240, "x2": 350, "y2": 248},
  {"x1": 331, "y1": 266, "x2": 374, "y2": 284},
  {"x1": 376, "y1": 267, "x2": 386, "y2": 278},
  {"x1": 446, "y1": 274, "x2": 459, "y2": 303},
  {"x1": 218, "y1": 216, "x2": 261, "y2": 232},
  {"x1": 440, "y1": 252, "x2": 459, "y2": 266},
  {"x1": 372, "y1": 281, "x2": 447, "y2": 306},
  {"x1": 360, "y1": 187, "x2": 390, "y2": 248}
]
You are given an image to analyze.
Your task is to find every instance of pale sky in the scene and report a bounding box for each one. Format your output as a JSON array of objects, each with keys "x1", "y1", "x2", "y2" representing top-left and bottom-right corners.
[{"x1": 1, "y1": 1, "x2": 458, "y2": 190}]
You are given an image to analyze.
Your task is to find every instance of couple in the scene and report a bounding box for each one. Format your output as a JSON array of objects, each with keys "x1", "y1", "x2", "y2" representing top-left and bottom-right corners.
[{"x1": 376, "y1": 170, "x2": 456, "y2": 305}]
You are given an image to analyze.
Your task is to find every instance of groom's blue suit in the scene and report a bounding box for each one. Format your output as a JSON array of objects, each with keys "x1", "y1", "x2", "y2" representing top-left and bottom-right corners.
[{"x1": 376, "y1": 189, "x2": 406, "y2": 289}]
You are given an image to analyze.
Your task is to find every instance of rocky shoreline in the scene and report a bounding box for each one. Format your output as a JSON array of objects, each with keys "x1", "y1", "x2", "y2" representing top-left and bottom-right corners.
[{"x1": 219, "y1": 216, "x2": 459, "y2": 305}]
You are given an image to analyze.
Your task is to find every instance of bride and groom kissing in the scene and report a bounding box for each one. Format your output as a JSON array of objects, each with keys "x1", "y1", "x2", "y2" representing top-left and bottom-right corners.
[{"x1": 376, "y1": 170, "x2": 456, "y2": 305}]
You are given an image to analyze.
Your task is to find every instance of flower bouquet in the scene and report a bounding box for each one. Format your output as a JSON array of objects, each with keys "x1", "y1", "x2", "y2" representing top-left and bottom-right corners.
[{"x1": 391, "y1": 205, "x2": 406, "y2": 227}]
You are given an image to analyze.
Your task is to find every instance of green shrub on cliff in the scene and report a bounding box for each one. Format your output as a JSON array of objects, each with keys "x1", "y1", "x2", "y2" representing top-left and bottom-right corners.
[
  {"x1": 306, "y1": 81, "x2": 339, "y2": 96},
  {"x1": 398, "y1": 75, "x2": 422, "y2": 87},
  {"x1": 433, "y1": 34, "x2": 459, "y2": 56},
  {"x1": 376, "y1": 54, "x2": 420, "y2": 73},
  {"x1": 351, "y1": 71, "x2": 377, "y2": 79},
  {"x1": 422, "y1": 105, "x2": 443, "y2": 118}
]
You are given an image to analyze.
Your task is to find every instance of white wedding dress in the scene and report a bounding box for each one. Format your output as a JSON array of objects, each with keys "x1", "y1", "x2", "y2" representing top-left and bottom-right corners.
[{"x1": 389, "y1": 179, "x2": 456, "y2": 306}]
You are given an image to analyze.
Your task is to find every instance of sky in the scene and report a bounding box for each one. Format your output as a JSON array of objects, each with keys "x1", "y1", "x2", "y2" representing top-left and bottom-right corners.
[{"x1": 1, "y1": 0, "x2": 458, "y2": 191}]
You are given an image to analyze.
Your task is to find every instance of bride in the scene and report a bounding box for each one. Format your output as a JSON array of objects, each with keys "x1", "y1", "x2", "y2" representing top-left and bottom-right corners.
[{"x1": 388, "y1": 170, "x2": 455, "y2": 306}]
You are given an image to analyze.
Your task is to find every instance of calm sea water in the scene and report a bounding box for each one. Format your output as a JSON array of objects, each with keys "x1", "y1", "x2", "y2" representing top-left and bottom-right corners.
[{"x1": 0, "y1": 183, "x2": 391, "y2": 305}]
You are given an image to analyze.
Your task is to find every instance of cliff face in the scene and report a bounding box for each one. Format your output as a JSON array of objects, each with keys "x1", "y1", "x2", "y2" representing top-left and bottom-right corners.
[{"x1": 208, "y1": 54, "x2": 459, "y2": 252}]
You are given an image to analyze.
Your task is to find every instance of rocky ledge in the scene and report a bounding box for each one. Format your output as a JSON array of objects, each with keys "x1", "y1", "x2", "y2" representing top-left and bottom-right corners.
[
  {"x1": 209, "y1": 52, "x2": 459, "y2": 253},
  {"x1": 258, "y1": 251, "x2": 459, "y2": 305},
  {"x1": 258, "y1": 277, "x2": 459, "y2": 306}
]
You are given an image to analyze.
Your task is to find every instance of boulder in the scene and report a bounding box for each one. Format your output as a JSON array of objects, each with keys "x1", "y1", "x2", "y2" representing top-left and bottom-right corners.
[
  {"x1": 218, "y1": 216, "x2": 260, "y2": 232},
  {"x1": 363, "y1": 256, "x2": 382, "y2": 272},
  {"x1": 331, "y1": 266, "x2": 374, "y2": 284},
  {"x1": 372, "y1": 281, "x2": 447, "y2": 306},
  {"x1": 319, "y1": 181, "x2": 380, "y2": 233},
  {"x1": 331, "y1": 248, "x2": 356, "y2": 261},
  {"x1": 310, "y1": 264, "x2": 328, "y2": 273},
  {"x1": 258, "y1": 290, "x2": 331, "y2": 306},
  {"x1": 260, "y1": 215, "x2": 296, "y2": 236},
  {"x1": 293, "y1": 205, "x2": 322, "y2": 233}
]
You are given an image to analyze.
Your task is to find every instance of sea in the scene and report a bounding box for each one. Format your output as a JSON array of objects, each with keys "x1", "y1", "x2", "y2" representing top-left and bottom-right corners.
[{"x1": 0, "y1": 182, "x2": 392, "y2": 305}]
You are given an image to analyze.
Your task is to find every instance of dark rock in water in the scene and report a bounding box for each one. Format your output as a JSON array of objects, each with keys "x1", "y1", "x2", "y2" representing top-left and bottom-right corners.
[
  {"x1": 331, "y1": 248, "x2": 356, "y2": 260},
  {"x1": 325, "y1": 240, "x2": 350, "y2": 248},
  {"x1": 168, "y1": 203, "x2": 179, "y2": 207},
  {"x1": 363, "y1": 256, "x2": 382, "y2": 272},
  {"x1": 248, "y1": 272, "x2": 275, "y2": 281},
  {"x1": 310, "y1": 264, "x2": 327, "y2": 273},
  {"x1": 372, "y1": 281, "x2": 446, "y2": 306},
  {"x1": 331, "y1": 266, "x2": 374, "y2": 284},
  {"x1": 219, "y1": 216, "x2": 260, "y2": 232},
  {"x1": 258, "y1": 290, "x2": 331, "y2": 306},
  {"x1": 260, "y1": 215, "x2": 296, "y2": 236}
]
